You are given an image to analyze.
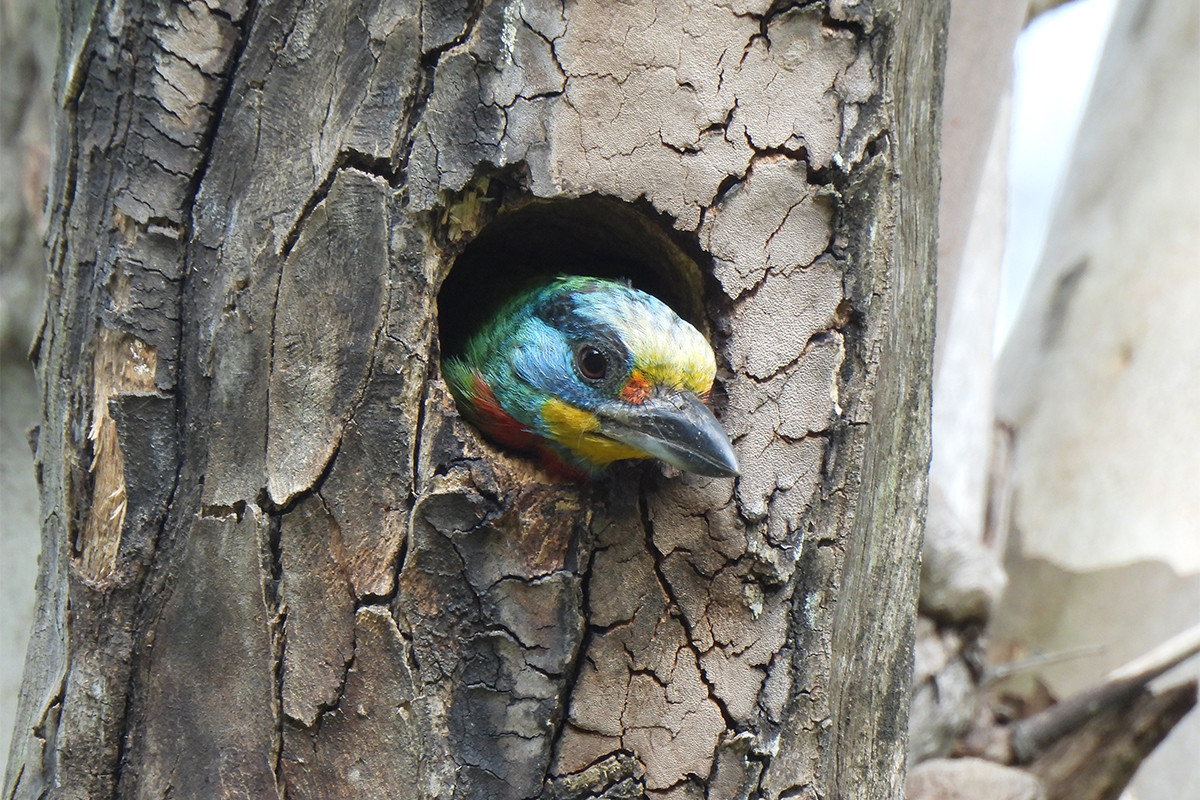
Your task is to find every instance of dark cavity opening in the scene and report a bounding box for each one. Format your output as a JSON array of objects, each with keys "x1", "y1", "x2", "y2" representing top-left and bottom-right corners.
[{"x1": 437, "y1": 196, "x2": 710, "y2": 361}]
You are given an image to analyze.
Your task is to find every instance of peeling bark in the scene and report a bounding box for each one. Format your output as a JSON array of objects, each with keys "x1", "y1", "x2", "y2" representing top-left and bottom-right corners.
[{"x1": 5, "y1": 1, "x2": 944, "y2": 799}]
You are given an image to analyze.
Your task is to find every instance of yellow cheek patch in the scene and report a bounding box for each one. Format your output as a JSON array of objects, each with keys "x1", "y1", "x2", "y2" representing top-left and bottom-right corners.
[{"x1": 541, "y1": 398, "x2": 645, "y2": 466}]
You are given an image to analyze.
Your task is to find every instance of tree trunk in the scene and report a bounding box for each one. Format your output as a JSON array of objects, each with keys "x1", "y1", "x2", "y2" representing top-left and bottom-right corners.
[{"x1": 4, "y1": 1, "x2": 944, "y2": 799}]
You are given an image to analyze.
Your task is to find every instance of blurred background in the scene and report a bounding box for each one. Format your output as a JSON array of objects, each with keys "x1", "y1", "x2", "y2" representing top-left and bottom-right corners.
[
  {"x1": 1, "y1": 0, "x2": 55, "y2": 772},
  {"x1": 920, "y1": 0, "x2": 1199, "y2": 796},
  {"x1": 1, "y1": 0, "x2": 1197, "y2": 795}
]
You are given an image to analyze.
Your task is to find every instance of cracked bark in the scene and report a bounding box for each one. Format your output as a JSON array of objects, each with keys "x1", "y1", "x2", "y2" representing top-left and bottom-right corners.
[{"x1": 5, "y1": 1, "x2": 943, "y2": 799}]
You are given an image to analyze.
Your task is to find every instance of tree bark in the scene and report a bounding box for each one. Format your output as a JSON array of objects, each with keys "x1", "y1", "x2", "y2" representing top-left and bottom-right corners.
[{"x1": 4, "y1": 1, "x2": 945, "y2": 799}]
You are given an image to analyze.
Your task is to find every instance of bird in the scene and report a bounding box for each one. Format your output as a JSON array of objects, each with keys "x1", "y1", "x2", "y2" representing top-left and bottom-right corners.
[{"x1": 442, "y1": 275, "x2": 739, "y2": 481}]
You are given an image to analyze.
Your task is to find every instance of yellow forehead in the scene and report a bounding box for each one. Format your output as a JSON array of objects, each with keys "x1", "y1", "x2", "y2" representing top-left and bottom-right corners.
[{"x1": 624, "y1": 319, "x2": 716, "y2": 395}]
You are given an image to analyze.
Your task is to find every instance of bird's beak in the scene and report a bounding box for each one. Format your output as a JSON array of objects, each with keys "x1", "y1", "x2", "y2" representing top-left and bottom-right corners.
[{"x1": 596, "y1": 391, "x2": 739, "y2": 478}]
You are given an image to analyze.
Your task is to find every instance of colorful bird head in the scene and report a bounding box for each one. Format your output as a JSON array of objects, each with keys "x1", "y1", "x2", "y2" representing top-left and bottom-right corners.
[{"x1": 443, "y1": 275, "x2": 739, "y2": 480}]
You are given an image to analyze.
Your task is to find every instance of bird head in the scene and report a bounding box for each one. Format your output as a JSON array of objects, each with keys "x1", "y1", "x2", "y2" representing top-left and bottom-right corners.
[{"x1": 444, "y1": 276, "x2": 739, "y2": 480}]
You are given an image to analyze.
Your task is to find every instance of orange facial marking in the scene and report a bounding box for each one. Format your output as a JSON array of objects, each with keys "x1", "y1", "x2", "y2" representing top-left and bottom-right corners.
[{"x1": 620, "y1": 370, "x2": 652, "y2": 404}]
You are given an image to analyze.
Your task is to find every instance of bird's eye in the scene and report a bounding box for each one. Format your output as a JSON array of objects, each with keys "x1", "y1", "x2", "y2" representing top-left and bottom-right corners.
[{"x1": 575, "y1": 345, "x2": 608, "y2": 381}]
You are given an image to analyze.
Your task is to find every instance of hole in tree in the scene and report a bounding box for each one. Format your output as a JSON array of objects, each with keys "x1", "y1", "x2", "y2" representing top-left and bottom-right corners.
[{"x1": 437, "y1": 196, "x2": 712, "y2": 362}]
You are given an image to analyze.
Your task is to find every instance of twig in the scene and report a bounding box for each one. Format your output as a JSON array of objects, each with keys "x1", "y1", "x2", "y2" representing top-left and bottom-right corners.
[{"x1": 1009, "y1": 622, "x2": 1200, "y2": 763}]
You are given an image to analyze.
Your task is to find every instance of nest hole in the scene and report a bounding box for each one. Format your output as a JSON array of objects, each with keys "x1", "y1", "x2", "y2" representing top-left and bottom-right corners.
[{"x1": 437, "y1": 196, "x2": 711, "y2": 361}]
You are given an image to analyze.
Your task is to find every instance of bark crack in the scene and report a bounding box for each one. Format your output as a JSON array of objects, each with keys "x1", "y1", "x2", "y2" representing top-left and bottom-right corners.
[
  {"x1": 176, "y1": 0, "x2": 258, "y2": 245},
  {"x1": 396, "y1": 0, "x2": 489, "y2": 178},
  {"x1": 545, "y1": 535, "x2": 598, "y2": 782},
  {"x1": 638, "y1": 490, "x2": 741, "y2": 738},
  {"x1": 265, "y1": 512, "x2": 287, "y2": 793}
]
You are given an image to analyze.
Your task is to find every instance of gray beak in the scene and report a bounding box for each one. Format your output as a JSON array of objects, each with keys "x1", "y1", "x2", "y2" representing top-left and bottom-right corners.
[{"x1": 596, "y1": 391, "x2": 739, "y2": 478}]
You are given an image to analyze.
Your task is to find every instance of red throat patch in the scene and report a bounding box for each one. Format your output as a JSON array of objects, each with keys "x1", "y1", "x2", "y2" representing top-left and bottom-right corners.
[
  {"x1": 468, "y1": 374, "x2": 588, "y2": 482},
  {"x1": 469, "y1": 374, "x2": 536, "y2": 451}
]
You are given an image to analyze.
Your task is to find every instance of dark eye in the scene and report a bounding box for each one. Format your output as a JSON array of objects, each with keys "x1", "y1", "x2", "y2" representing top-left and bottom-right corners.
[{"x1": 575, "y1": 345, "x2": 608, "y2": 381}]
